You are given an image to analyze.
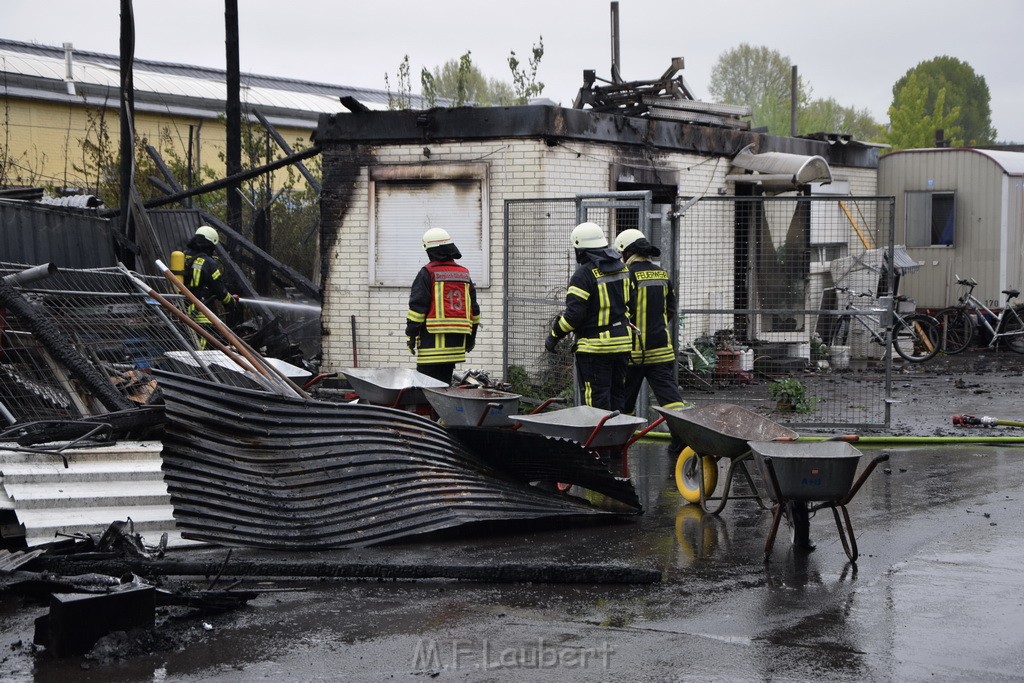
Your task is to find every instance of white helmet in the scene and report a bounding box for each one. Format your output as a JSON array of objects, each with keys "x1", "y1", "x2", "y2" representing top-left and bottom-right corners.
[
  {"x1": 195, "y1": 225, "x2": 219, "y2": 246},
  {"x1": 422, "y1": 227, "x2": 453, "y2": 250},
  {"x1": 571, "y1": 222, "x2": 608, "y2": 249},
  {"x1": 614, "y1": 228, "x2": 646, "y2": 254}
]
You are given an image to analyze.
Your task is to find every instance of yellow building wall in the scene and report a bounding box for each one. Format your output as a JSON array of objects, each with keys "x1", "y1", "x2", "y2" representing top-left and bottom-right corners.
[{"x1": 1, "y1": 96, "x2": 314, "y2": 193}]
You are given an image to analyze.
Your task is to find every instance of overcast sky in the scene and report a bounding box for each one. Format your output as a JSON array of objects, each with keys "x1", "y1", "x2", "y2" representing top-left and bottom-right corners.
[{"x1": 6, "y1": 0, "x2": 1024, "y2": 142}]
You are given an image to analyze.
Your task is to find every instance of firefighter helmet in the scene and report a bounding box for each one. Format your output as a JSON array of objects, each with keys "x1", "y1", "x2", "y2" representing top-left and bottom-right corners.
[
  {"x1": 195, "y1": 225, "x2": 219, "y2": 246},
  {"x1": 422, "y1": 227, "x2": 453, "y2": 251},
  {"x1": 614, "y1": 228, "x2": 647, "y2": 254},
  {"x1": 571, "y1": 222, "x2": 608, "y2": 249}
]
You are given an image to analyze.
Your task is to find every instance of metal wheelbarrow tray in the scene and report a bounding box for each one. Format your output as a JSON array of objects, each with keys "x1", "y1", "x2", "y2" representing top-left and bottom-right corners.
[
  {"x1": 748, "y1": 440, "x2": 889, "y2": 563},
  {"x1": 341, "y1": 367, "x2": 448, "y2": 407},
  {"x1": 654, "y1": 404, "x2": 798, "y2": 514},
  {"x1": 508, "y1": 406, "x2": 647, "y2": 451},
  {"x1": 423, "y1": 386, "x2": 523, "y2": 427}
]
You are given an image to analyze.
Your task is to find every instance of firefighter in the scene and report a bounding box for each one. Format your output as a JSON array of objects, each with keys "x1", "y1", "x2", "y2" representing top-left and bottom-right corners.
[
  {"x1": 613, "y1": 228, "x2": 687, "y2": 414},
  {"x1": 406, "y1": 227, "x2": 480, "y2": 383},
  {"x1": 545, "y1": 221, "x2": 632, "y2": 411},
  {"x1": 182, "y1": 225, "x2": 239, "y2": 348}
]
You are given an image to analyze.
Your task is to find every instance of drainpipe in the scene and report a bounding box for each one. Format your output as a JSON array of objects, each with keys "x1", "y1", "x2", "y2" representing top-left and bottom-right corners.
[
  {"x1": 63, "y1": 43, "x2": 76, "y2": 96},
  {"x1": 2, "y1": 263, "x2": 58, "y2": 286}
]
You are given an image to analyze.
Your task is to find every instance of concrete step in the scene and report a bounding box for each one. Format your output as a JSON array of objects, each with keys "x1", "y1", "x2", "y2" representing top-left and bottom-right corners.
[
  {"x1": 13, "y1": 504, "x2": 177, "y2": 541},
  {"x1": 0, "y1": 441, "x2": 162, "y2": 465},
  {"x1": 3, "y1": 480, "x2": 171, "y2": 509},
  {"x1": 0, "y1": 458, "x2": 164, "y2": 484}
]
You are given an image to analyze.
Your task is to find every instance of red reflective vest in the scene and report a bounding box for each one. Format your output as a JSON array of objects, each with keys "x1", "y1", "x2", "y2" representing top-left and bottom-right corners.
[{"x1": 423, "y1": 261, "x2": 475, "y2": 334}]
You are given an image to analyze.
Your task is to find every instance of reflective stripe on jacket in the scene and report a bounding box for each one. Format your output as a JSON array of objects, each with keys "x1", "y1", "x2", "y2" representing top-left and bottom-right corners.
[
  {"x1": 552, "y1": 261, "x2": 632, "y2": 355},
  {"x1": 627, "y1": 257, "x2": 676, "y2": 364}
]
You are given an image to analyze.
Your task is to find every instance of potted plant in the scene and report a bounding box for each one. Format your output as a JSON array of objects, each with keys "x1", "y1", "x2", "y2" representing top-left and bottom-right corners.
[{"x1": 768, "y1": 377, "x2": 817, "y2": 414}]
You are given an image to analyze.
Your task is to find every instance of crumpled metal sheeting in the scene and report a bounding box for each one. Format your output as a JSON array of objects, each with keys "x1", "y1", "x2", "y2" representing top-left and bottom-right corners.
[
  {"x1": 446, "y1": 426, "x2": 641, "y2": 510},
  {"x1": 155, "y1": 371, "x2": 620, "y2": 549}
]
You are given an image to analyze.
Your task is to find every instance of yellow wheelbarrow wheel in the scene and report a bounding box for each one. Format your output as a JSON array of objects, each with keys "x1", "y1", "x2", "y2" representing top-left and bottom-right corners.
[{"x1": 674, "y1": 447, "x2": 719, "y2": 504}]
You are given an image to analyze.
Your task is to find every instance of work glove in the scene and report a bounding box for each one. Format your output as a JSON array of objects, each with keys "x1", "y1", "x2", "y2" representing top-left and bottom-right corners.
[
  {"x1": 407, "y1": 336, "x2": 417, "y2": 355},
  {"x1": 544, "y1": 334, "x2": 559, "y2": 354},
  {"x1": 465, "y1": 336, "x2": 475, "y2": 353}
]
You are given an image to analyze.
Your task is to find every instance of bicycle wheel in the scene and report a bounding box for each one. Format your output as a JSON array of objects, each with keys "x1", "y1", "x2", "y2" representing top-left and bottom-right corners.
[
  {"x1": 936, "y1": 307, "x2": 974, "y2": 354},
  {"x1": 998, "y1": 305, "x2": 1024, "y2": 354},
  {"x1": 893, "y1": 313, "x2": 941, "y2": 362}
]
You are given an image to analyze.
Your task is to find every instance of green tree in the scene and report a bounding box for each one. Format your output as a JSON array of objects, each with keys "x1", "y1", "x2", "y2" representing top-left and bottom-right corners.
[
  {"x1": 385, "y1": 55, "x2": 414, "y2": 110},
  {"x1": 886, "y1": 72, "x2": 960, "y2": 150},
  {"x1": 386, "y1": 37, "x2": 544, "y2": 109},
  {"x1": 889, "y1": 56, "x2": 995, "y2": 146},
  {"x1": 708, "y1": 43, "x2": 808, "y2": 135},
  {"x1": 799, "y1": 98, "x2": 886, "y2": 142},
  {"x1": 508, "y1": 36, "x2": 545, "y2": 104}
]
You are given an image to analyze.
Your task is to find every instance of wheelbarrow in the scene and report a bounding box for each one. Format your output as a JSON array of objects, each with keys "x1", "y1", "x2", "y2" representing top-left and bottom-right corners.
[
  {"x1": 654, "y1": 403, "x2": 797, "y2": 514},
  {"x1": 508, "y1": 405, "x2": 648, "y2": 453},
  {"x1": 749, "y1": 440, "x2": 889, "y2": 563},
  {"x1": 341, "y1": 367, "x2": 449, "y2": 410},
  {"x1": 422, "y1": 386, "x2": 523, "y2": 427},
  {"x1": 508, "y1": 405, "x2": 657, "y2": 491}
]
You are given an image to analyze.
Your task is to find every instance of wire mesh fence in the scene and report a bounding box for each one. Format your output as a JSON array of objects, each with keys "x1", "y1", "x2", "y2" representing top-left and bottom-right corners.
[
  {"x1": 0, "y1": 262, "x2": 213, "y2": 428},
  {"x1": 674, "y1": 196, "x2": 896, "y2": 428},
  {"x1": 503, "y1": 195, "x2": 897, "y2": 429}
]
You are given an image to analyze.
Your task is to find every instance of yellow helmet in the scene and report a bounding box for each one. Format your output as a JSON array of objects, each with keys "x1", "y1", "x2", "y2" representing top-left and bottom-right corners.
[
  {"x1": 571, "y1": 222, "x2": 608, "y2": 249},
  {"x1": 195, "y1": 225, "x2": 219, "y2": 246},
  {"x1": 614, "y1": 228, "x2": 646, "y2": 254},
  {"x1": 422, "y1": 227, "x2": 453, "y2": 250}
]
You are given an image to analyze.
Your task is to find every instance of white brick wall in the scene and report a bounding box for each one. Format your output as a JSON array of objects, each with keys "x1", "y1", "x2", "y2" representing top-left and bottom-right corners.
[{"x1": 320, "y1": 140, "x2": 878, "y2": 379}]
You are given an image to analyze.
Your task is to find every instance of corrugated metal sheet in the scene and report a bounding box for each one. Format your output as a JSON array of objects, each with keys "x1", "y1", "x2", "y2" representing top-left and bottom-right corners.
[
  {"x1": 156, "y1": 371, "x2": 636, "y2": 549},
  {"x1": 0, "y1": 200, "x2": 116, "y2": 268},
  {"x1": 0, "y1": 39, "x2": 438, "y2": 119}
]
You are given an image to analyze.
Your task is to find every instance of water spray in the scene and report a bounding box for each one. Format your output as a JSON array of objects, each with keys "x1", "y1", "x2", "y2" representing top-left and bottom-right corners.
[{"x1": 236, "y1": 297, "x2": 321, "y2": 315}]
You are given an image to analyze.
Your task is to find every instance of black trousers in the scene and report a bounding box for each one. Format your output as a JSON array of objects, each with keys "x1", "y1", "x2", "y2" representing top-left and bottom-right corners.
[
  {"x1": 623, "y1": 360, "x2": 684, "y2": 414},
  {"x1": 416, "y1": 362, "x2": 455, "y2": 384},
  {"x1": 574, "y1": 352, "x2": 629, "y2": 412}
]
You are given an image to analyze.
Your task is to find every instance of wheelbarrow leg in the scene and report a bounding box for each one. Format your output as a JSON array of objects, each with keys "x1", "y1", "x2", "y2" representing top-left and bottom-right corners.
[
  {"x1": 763, "y1": 502, "x2": 786, "y2": 562},
  {"x1": 831, "y1": 504, "x2": 859, "y2": 563},
  {"x1": 699, "y1": 456, "x2": 731, "y2": 515},
  {"x1": 736, "y1": 457, "x2": 772, "y2": 510}
]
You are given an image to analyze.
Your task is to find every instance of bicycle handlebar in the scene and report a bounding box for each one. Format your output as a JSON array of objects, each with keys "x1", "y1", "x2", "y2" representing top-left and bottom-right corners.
[
  {"x1": 832, "y1": 286, "x2": 872, "y2": 298},
  {"x1": 954, "y1": 274, "x2": 978, "y2": 288}
]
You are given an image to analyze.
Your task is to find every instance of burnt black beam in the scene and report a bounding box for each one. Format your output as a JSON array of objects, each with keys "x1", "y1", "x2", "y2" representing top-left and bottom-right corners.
[{"x1": 252, "y1": 108, "x2": 322, "y2": 193}]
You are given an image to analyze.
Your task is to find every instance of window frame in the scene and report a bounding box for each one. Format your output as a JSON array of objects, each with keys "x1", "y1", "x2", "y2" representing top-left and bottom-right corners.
[
  {"x1": 368, "y1": 163, "x2": 490, "y2": 287},
  {"x1": 905, "y1": 190, "x2": 955, "y2": 247}
]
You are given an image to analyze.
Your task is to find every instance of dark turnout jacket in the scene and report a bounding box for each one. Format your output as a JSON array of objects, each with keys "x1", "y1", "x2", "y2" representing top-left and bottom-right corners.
[{"x1": 549, "y1": 248, "x2": 633, "y2": 354}]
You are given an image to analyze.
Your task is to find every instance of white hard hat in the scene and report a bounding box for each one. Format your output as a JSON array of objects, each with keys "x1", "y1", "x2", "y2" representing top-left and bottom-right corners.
[
  {"x1": 195, "y1": 225, "x2": 219, "y2": 246},
  {"x1": 571, "y1": 222, "x2": 608, "y2": 249},
  {"x1": 614, "y1": 228, "x2": 647, "y2": 254},
  {"x1": 422, "y1": 227, "x2": 453, "y2": 250}
]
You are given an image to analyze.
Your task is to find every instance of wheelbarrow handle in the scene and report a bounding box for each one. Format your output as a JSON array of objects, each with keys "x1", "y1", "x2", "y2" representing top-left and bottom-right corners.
[
  {"x1": 837, "y1": 453, "x2": 890, "y2": 506},
  {"x1": 529, "y1": 397, "x2": 568, "y2": 415},
  {"x1": 583, "y1": 410, "x2": 620, "y2": 449},
  {"x1": 623, "y1": 415, "x2": 665, "y2": 451},
  {"x1": 475, "y1": 402, "x2": 502, "y2": 427}
]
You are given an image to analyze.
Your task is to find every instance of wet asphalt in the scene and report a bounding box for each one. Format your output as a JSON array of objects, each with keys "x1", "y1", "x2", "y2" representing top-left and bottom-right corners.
[{"x1": 5, "y1": 438, "x2": 1023, "y2": 682}]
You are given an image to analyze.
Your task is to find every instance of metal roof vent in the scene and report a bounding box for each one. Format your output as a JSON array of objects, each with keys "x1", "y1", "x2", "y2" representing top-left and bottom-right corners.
[{"x1": 726, "y1": 143, "x2": 833, "y2": 193}]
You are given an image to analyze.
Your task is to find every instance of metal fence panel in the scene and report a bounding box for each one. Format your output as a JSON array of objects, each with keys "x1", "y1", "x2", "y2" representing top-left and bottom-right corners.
[
  {"x1": 504, "y1": 195, "x2": 897, "y2": 430},
  {"x1": 675, "y1": 196, "x2": 896, "y2": 428}
]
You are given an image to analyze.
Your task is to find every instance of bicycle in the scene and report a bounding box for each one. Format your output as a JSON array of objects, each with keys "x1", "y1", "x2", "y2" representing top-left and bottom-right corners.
[
  {"x1": 935, "y1": 276, "x2": 1024, "y2": 354},
  {"x1": 829, "y1": 287, "x2": 941, "y2": 362}
]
